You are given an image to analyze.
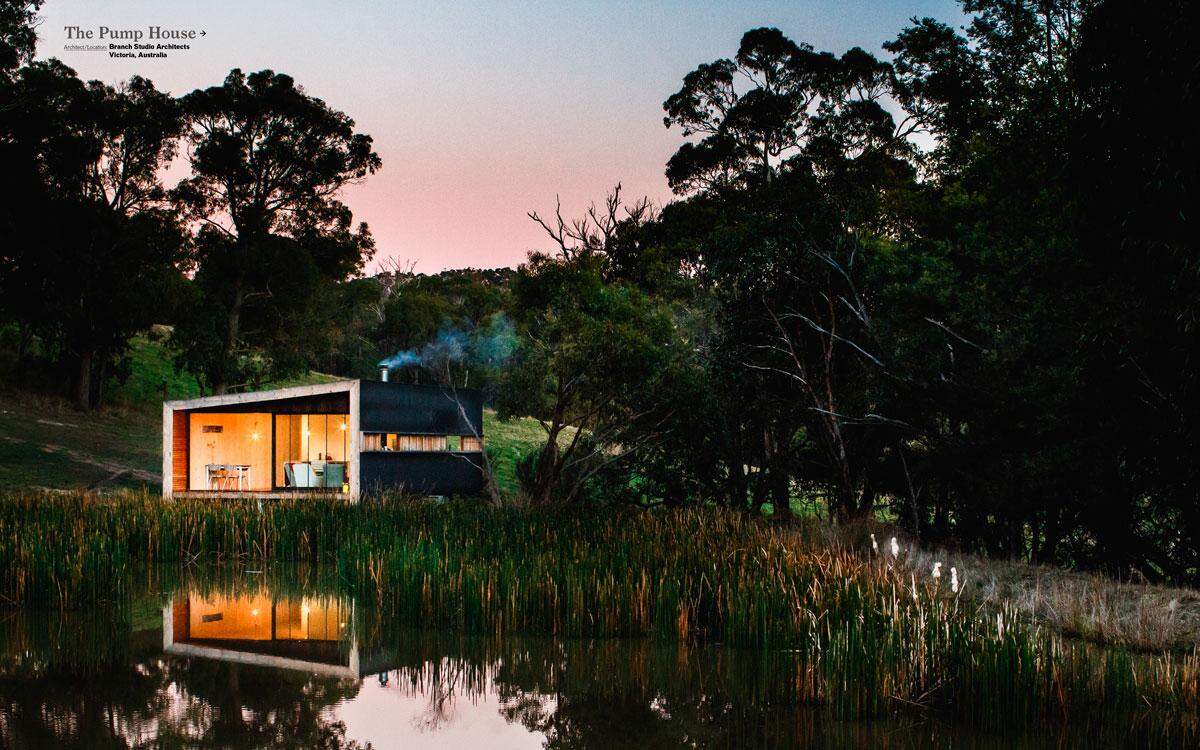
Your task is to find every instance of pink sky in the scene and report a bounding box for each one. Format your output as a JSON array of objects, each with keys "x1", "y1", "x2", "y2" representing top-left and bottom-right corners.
[{"x1": 36, "y1": 0, "x2": 963, "y2": 272}]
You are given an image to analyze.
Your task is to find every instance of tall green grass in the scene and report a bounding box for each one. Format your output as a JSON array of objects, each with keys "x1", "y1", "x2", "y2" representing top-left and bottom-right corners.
[{"x1": 0, "y1": 490, "x2": 1196, "y2": 739}]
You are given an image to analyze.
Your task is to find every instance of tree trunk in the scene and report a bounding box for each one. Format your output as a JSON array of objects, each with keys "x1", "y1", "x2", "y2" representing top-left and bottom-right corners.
[
  {"x1": 529, "y1": 429, "x2": 561, "y2": 506},
  {"x1": 725, "y1": 460, "x2": 748, "y2": 509},
  {"x1": 213, "y1": 283, "x2": 245, "y2": 395},
  {"x1": 750, "y1": 471, "x2": 768, "y2": 514},
  {"x1": 853, "y1": 475, "x2": 875, "y2": 519},
  {"x1": 217, "y1": 663, "x2": 247, "y2": 737},
  {"x1": 770, "y1": 468, "x2": 793, "y2": 520},
  {"x1": 14, "y1": 323, "x2": 32, "y2": 381},
  {"x1": 899, "y1": 442, "x2": 921, "y2": 536},
  {"x1": 90, "y1": 356, "x2": 108, "y2": 410},
  {"x1": 74, "y1": 351, "x2": 93, "y2": 411}
]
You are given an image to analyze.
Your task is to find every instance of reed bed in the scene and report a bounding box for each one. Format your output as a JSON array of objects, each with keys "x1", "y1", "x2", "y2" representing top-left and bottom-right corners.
[{"x1": 0, "y1": 489, "x2": 1197, "y2": 739}]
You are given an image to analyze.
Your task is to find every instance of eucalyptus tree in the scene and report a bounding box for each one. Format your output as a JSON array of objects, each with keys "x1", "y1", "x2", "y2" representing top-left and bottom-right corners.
[
  {"x1": 874, "y1": 0, "x2": 1200, "y2": 573},
  {"x1": 657, "y1": 28, "x2": 923, "y2": 520},
  {"x1": 662, "y1": 27, "x2": 917, "y2": 196},
  {"x1": 0, "y1": 60, "x2": 187, "y2": 408},
  {"x1": 497, "y1": 189, "x2": 682, "y2": 506},
  {"x1": 173, "y1": 68, "x2": 380, "y2": 393},
  {"x1": 0, "y1": 0, "x2": 39, "y2": 74}
]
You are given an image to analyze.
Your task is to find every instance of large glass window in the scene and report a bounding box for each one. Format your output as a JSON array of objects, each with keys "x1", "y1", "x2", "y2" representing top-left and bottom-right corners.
[
  {"x1": 274, "y1": 414, "x2": 349, "y2": 488},
  {"x1": 187, "y1": 412, "x2": 271, "y2": 491}
]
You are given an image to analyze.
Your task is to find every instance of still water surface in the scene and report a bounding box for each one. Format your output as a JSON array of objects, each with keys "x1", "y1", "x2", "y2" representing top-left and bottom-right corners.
[{"x1": 0, "y1": 569, "x2": 1140, "y2": 748}]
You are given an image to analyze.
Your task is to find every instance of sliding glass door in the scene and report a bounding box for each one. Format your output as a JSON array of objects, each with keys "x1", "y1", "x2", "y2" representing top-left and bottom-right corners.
[{"x1": 273, "y1": 414, "x2": 349, "y2": 489}]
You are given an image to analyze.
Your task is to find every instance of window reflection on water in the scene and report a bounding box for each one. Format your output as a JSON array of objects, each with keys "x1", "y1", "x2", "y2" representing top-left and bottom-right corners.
[
  {"x1": 166, "y1": 592, "x2": 355, "y2": 674},
  {"x1": 0, "y1": 576, "x2": 1153, "y2": 749}
]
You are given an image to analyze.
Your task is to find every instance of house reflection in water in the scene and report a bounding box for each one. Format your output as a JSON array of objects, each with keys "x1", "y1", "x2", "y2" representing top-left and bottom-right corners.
[{"x1": 163, "y1": 592, "x2": 362, "y2": 678}]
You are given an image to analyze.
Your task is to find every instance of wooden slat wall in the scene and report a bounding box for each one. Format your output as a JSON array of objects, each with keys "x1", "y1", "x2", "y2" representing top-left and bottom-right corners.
[
  {"x1": 461, "y1": 436, "x2": 483, "y2": 452},
  {"x1": 172, "y1": 597, "x2": 190, "y2": 639},
  {"x1": 396, "y1": 434, "x2": 447, "y2": 451},
  {"x1": 172, "y1": 411, "x2": 189, "y2": 492},
  {"x1": 360, "y1": 433, "x2": 483, "y2": 451}
]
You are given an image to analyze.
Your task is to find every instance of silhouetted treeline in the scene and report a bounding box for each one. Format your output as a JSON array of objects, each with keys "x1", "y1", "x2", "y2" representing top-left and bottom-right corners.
[
  {"x1": 0, "y1": 1, "x2": 383, "y2": 405},
  {"x1": 492, "y1": 0, "x2": 1200, "y2": 582},
  {"x1": 0, "y1": 1, "x2": 517, "y2": 406}
]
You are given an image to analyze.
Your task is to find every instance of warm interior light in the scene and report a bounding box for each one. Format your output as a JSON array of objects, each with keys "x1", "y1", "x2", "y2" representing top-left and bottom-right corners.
[
  {"x1": 339, "y1": 422, "x2": 347, "y2": 431},
  {"x1": 303, "y1": 430, "x2": 311, "y2": 437},
  {"x1": 250, "y1": 608, "x2": 259, "y2": 617},
  {"x1": 250, "y1": 432, "x2": 260, "y2": 441}
]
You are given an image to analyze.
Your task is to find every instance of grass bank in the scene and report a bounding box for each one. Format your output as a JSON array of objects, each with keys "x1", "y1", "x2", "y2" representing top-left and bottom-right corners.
[{"x1": 0, "y1": 491, "x2": 1197, "y2": 739}]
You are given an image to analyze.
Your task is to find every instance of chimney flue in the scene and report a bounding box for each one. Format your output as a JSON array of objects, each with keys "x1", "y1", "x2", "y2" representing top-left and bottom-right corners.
[{"x1": 379, "y1": 366, "x2": 389, "y2": 382}]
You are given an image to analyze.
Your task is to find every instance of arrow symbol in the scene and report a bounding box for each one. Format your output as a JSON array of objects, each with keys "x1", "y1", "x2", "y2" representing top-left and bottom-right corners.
[{"x1": 200, "y1": 30, "x2": 206, "y2": 36}]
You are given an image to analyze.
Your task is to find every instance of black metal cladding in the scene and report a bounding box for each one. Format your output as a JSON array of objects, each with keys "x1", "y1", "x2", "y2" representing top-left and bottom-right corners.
[
  {"x1": 360, "y1": 452, "x2": 485, "y2": 495},
  {"x1": 358, "y1": 381, "x2": 483, "y2": 436}
]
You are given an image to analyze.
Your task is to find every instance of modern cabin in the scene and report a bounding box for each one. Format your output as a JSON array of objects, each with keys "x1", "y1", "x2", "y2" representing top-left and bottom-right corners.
[{"x1": 162, "y1": 379, "x2": 484, "y2": 501}]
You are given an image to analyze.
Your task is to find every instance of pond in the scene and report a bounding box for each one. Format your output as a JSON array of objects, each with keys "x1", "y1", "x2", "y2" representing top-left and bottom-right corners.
[{"x1": 0, "y1": 568, "x2": 1167, "y2": 748}]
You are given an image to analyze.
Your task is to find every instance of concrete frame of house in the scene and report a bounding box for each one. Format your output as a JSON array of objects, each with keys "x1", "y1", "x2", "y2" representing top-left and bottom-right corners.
[{"x1": 162, "y1": 378, "x2": 484, "y2": 501}]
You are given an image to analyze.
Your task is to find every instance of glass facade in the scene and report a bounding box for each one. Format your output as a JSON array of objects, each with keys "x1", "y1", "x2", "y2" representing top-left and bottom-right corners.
[{"x1": 274, "y1": 414, "x2": 350, "y2": 488}]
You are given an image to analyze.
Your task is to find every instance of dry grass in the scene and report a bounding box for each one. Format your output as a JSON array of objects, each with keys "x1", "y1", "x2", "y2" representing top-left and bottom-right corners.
[{"x1": 844, "y1": 525, "x2": 1200, "y2": 653}]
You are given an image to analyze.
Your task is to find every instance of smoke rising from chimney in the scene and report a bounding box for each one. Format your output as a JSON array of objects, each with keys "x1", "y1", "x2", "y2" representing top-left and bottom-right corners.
[{"x1": 377, "y1": 314, "x2": 515, "y2": 380}]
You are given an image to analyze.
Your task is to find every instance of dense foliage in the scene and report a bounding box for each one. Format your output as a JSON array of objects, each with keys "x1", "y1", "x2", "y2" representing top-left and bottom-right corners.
[
  {"x1": 611, "y1": 0, "x2": 1199, "y2": 583},
  {"x1": 171, "y1": 69, "x2": 380, "y2": 394},
  {"x1": 0, "y1": 47, "x2": 188, "y2": 407},
  {"x1": 1, "y1": 0, "x2": 1197, "y2": 581},
  {"x1": 0, "y1": 5, "x2": 381, "y2": 402}
]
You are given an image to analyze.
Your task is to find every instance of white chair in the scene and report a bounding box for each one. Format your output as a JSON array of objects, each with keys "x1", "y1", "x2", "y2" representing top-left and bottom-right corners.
[{"x1": 291, "y1": 462, "x2": 317, "y2": 488}]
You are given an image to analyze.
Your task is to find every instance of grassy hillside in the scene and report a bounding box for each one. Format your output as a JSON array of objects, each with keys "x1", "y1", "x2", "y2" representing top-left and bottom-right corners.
[
  {"x1": 0, "y1": 393, "x2": 160, "y2": 490},
  {"x1": 0, "y1": 334, "x2": 540, "y2": 496},
  {"x1": 481, "y1": 411, "x2": 547, "y2": 498}
]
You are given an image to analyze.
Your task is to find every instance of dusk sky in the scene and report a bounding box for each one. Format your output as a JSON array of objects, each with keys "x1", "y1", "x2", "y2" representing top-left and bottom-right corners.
[{"x1": 36, "y1": 0, "x2": 965, "y2": 272}]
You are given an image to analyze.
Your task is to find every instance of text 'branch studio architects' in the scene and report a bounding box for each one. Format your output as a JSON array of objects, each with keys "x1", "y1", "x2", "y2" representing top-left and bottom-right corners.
[{"x1": 162, "y1": 377, "x2": 485, "y2": 501}]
